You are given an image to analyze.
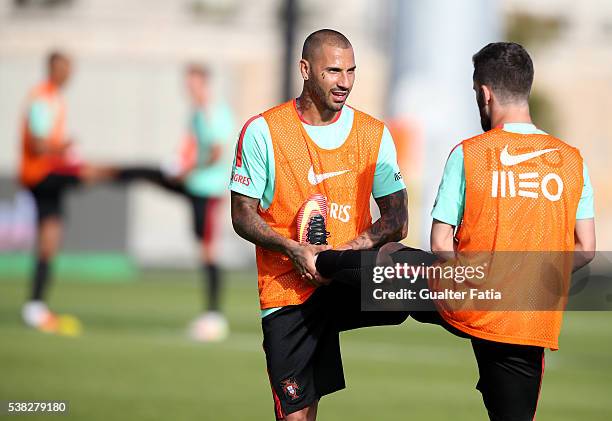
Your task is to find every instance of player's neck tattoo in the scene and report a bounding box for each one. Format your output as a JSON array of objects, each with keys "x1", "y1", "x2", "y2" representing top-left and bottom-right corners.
[
  {"x1": 297, "y1": 91, "x2": 337, "y2": 125},
  {"x1": 296, "y1": 95, "x2": 314, "y2": 115}
]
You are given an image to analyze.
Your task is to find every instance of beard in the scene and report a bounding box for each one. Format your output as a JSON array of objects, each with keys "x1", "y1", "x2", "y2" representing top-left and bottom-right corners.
[
  {"x1": 476, "y1": 88, "x2": 492, "y2": 131},
  {"x1": 479, "y1": 105, "x2": 491, "y2": 132},
  {"x1": 308, "y1": 80, "x2": 344, "y2": 113}
]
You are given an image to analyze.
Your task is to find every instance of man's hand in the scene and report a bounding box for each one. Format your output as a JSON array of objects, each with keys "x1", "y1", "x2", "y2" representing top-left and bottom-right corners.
[
  {"x1": 231, "y1": 191, "x2": 331, "y2": 285},
  {"x1": 286, "y1": 242, "x2": 331, "y2": 285},
  {"x1": 29, "y1": 136, "x2": 72, "y2": 156},
  {"x1": 203, "y1": 144, "x2": 223, "y2": 167}
]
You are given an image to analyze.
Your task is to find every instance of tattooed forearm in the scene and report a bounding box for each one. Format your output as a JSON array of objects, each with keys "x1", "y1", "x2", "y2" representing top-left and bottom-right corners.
[
  {"x1": 343, "y1": 189, "x2": 408, "y2": 250},
  {"x1": 231, "y1": 191, "x2": 330, "y2": 284},
  {"x1": 231, "y1": 191, "x2": 293, "y2": 253}
]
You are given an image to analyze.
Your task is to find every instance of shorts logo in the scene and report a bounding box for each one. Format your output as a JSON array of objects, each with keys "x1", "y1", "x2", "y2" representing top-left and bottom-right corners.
[{"x1": 280, "y1": 378, "x2": 301, "y2": 401}]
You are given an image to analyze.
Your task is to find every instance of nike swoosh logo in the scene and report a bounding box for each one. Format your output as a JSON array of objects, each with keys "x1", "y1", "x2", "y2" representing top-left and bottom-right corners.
[
  {"x1": 307, "y1": 166, "x2": 350, "y2": 185},
  {"x1": 499, "y1": 145, "x2": 559, "y2": 166}
]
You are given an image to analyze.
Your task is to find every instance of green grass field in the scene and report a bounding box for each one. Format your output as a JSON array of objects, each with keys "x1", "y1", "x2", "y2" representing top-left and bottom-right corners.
[{"x1": 1, "y1": 271, "x2": 611, "y2": 420}]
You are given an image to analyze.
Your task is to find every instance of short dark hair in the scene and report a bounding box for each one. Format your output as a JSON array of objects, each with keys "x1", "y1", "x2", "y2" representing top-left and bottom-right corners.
[
  {"x1": 472, "y1": 42, "x2": 534, "y2": 102},
  {"x1": 186, "y1": 63, "x2": 210, "y2": 79},
  {"x1": 47, "y1": 50, "x2": 68, "y2": 70},
  {"x1": 302, "y1": 29, "x2": 352, "y2": 61}
]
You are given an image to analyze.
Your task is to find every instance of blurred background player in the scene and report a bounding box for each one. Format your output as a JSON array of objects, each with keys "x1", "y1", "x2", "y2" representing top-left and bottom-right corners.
[
  {"x1": 19, "y1": 51, "x2": 116, "y2": 334},
  {"x1": 169, "y1": 64, "x2": 235, "y2": 341},
  {"x1": 116, "y1": 64, "x2": 235, "y2": 341}
]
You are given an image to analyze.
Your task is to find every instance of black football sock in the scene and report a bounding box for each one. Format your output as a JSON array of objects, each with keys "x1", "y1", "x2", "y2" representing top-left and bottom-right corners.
[
  {"x1": 116, "y1": 167, "x2": 184, "y2": 194},
  {"x1": 31, "y1": 258, "x2": 50, "y2": 301},
  {"x1": 204, "y1": 263, "x2": 221, "y2": 312},
  {"x1": 315, "y1": 250, "x2": 359, "y2": 277},
  {"x1": 390, "y1": 246, "x2": 439, "y2": 267},
  {"x1": 315, "y1": 247, "x2": 438, "y2": 288},
  {"x1": 316, "y1": 250, "x2": 370, "y2": 288}
]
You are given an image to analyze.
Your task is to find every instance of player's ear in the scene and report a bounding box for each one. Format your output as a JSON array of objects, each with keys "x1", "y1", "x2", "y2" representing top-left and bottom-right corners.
[
  {"x1": 481, "y1": 85, "x2": 492, "y2": 105},
  {"x1": 299, "y1": 59, "x2": 310, "y2": 81}
]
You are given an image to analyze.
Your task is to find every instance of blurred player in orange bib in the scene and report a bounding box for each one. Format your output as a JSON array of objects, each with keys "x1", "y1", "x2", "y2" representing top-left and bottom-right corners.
[
  {"x1": 19, "y1": 51, "x2": 118, "y2": 335},
  {"x1": 229, "y1": 29, "x2": 409, "y2": 420}
]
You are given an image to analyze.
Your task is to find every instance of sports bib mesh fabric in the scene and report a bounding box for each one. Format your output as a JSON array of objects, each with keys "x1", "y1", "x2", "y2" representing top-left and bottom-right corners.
[
  {"x1": 434, "y1": 129, "x2": 583, "y2": 349},
  {"x1": 256, "y1": 101, "x2": 383, "y2": 309}
]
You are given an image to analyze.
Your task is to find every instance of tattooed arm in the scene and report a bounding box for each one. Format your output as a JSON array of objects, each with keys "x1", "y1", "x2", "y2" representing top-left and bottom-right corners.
[
  {"x1": 231, "y1": 191, "x2": 330, "y2": 283},
  {"x1": 339, "y1": 189, "x2": 408, "y2": 250}
]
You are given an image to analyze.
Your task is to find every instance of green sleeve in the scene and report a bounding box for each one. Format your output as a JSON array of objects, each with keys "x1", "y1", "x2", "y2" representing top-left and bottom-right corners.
[
  {"x1": 372, "y1": 126, "x2": 406, "y2": 198},
  {"x1": 576, "y1": 163, "x2": 594, "y2": 219},
  {"x1": 431, "y1": 145, "x2": 465, "y2": 226},
  {"x1": 28, "y1": 100, "x2": 53, "y2": 138},
  {"x1": 228, "y1": 116, "x2": 272, "y2": 206}
]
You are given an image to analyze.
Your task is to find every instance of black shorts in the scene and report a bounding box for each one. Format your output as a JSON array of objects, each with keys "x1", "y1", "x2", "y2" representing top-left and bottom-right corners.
[
  {"x1": 389, "y1": 248, "x2": 546, "y2": 421},
  {"x1": 114, "y1": 166, "x2": 222, "y2": 244},
  {"x1": 29, "y1": 173, "x2": 82, "y2": 222},
  {"x1": 409, "y1": 312, "x2": 544, "y2": 420},
  {"x1": 189, "y1": 196, "x2": 221, "y2": 242},
  {"x1": 471, "y1": 338, "x2": 544, "y2": 421},
  {"x1": 262, "y1": 282, "x2": 408, "y2": 419},
  {"x1": 316, "y1": 247, "x2": 546, "y2": 420}
]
